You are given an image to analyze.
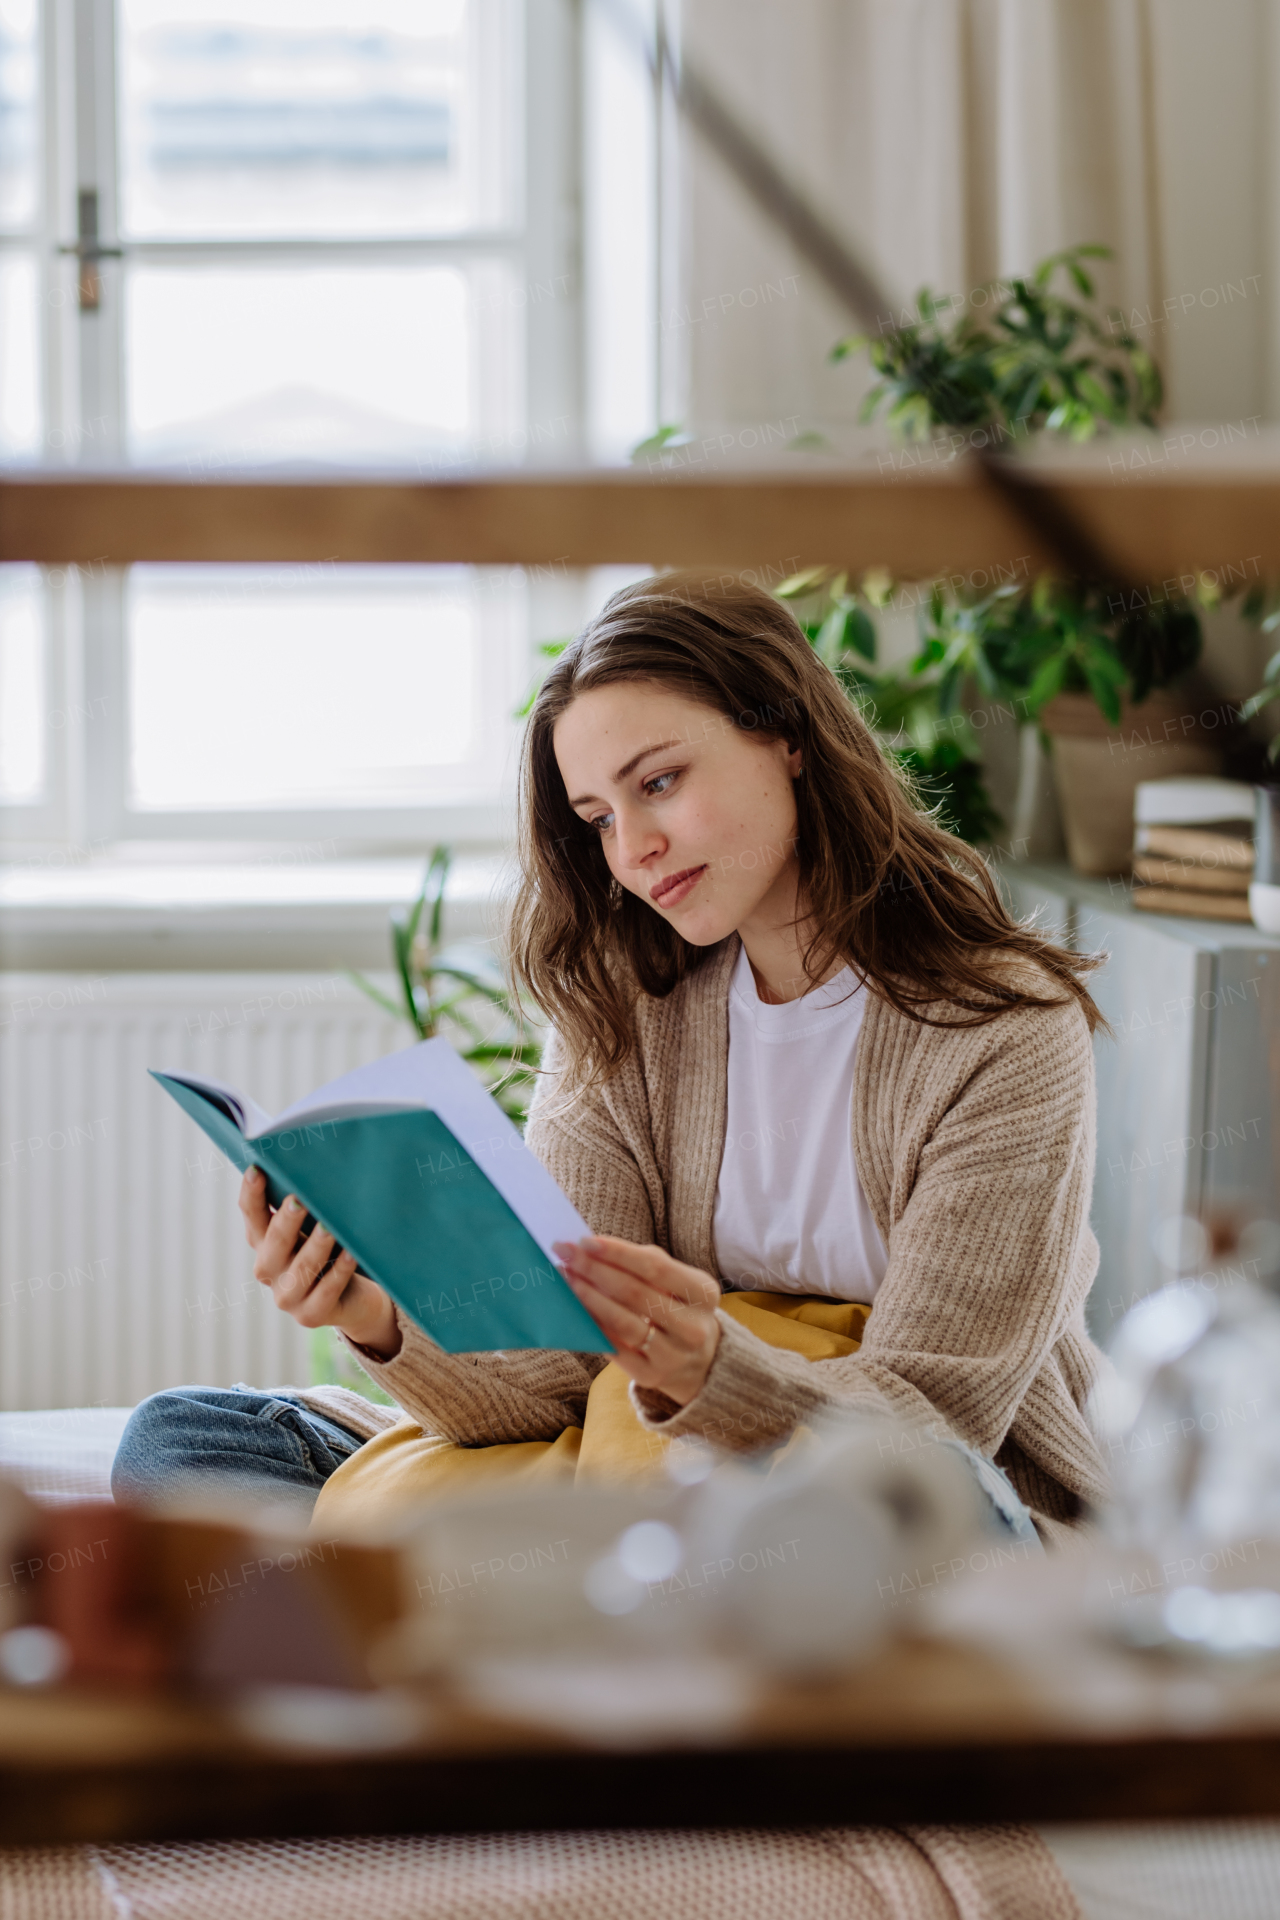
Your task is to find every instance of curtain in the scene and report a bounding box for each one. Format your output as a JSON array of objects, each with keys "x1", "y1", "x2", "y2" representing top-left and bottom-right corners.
[
  {"x1": 656, "y1": 0, "x2": 1278, "y2": 844},
  {"x1": 667, "y1": 0, "x2": 1275, "y2": 433}
]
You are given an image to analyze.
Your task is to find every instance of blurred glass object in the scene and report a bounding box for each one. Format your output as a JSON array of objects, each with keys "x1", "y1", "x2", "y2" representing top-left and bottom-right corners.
[
  {"x1": 0, "y1": 1624, "x2": 70, "y2": 1687},
  {"x1": 0, "y1": 0, "x2": 37, "y2": 229},
  {"x1": 1150, "y1": 1213, "x2": 1210, "y2": 1275},
  {"x1": 232, "y1": 1683, "x2": 424, "y2": 1752},
  {"x1": 616, "y1": 1521, "x2": 683, "y2": 1584},
  {"x1": 1104, "y1": 1215, "x2": 1280, "y2": 1553},
  {"x1": 117, "y1": 0, "x2": 504, "y2": 240},
  {"x1": 127, "y1": 565, "x2": 479, "y2": 809},
  {"x1": 0, "y1": 565, "x2": 43, "y2": 802},
  {"x1": 1115, "y1": 1581, "x2": 1280, "y2": 1662},
  {"x1": 1163, "y1": 1584, "x2": 1280, "y2": 1654}
]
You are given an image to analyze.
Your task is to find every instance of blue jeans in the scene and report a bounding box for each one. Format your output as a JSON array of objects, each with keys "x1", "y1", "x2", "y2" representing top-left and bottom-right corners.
[
  {"x1": 951, "y1": 1437, "x2": 1044, "y2": 1550},
  {"x1": 112, "y1": 1384, "x2": 1041, "y2": 1549},
  {"x1": 111, "y1": 1386, "x2": 367, "y2": 1511}
]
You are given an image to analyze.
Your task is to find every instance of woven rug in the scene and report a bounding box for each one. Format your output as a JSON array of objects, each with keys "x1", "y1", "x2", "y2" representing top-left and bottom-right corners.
[{"x1": 0, "y1": 1827, "x2": 1078, "y2": 1920}]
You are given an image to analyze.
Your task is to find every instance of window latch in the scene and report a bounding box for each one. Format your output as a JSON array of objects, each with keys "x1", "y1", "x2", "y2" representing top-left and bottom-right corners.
[{"x1": 56, "y1": 190, "x2": 124, "y2": 311}]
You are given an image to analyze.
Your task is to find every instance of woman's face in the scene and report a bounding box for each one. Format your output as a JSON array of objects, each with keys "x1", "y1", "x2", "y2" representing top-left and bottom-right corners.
[{"x1": 552, "y1": 680, "x2": 803, "y2": 948}]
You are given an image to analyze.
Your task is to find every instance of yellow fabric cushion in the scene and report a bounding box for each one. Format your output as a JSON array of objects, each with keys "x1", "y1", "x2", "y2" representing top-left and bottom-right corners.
[{"x1": 311, "y1": 1291, "x2": 869, "y2": 1535}]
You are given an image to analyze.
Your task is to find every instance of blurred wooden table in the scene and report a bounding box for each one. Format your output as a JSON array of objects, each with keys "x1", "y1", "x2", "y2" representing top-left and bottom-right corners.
[{"x1": 6, "y1": 1623, "x2": 1280, "y2": 1845}]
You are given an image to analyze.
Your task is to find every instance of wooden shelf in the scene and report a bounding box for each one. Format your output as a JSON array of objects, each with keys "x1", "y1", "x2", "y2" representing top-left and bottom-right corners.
[{"x1": 4, "y1": 451, "x2": 1280, "y2": 575}]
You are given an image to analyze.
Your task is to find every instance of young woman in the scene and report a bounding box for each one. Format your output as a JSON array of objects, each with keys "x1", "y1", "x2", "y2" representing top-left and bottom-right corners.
[{"x1": 113, "y1": 572, "x2": 1111, "y2": 1545}]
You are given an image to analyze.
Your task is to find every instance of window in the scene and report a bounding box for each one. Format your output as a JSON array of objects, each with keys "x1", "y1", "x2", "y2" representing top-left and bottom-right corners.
[
  {"x1": 0, "y1": 0, "x2": 628, "y2": 854},
  {"x1": 0, "y1": 0, "x2": 39, "y2": 468}
]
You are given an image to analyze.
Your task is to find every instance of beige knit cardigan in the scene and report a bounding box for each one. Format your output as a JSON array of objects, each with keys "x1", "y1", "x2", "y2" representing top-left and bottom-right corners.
[{"x1": 305, "y1": 936, "x2": 1112, "y2": 1543}]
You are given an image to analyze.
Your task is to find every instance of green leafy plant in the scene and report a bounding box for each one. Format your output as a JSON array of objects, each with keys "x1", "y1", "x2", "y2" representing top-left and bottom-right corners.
[
  {"x1": 310, "y1": 1326, "x2": 398, "y2": 1405},
  {"x1": 517, "y1": 637, "x2": 569, "y2": 717},
  {"x1": 914, "y1": 573, "x2": 1207, "y2": 729},
  {"x1": 834, "y1": 244, "x2": 1161, "y2": 443},
  {"x1": 348, "y1": 847, "x2": 541, "y2": 1123},
  {"x1": 774, "y1": 564, "x2": 1006, "y2": 840},
  {"x1": 896, "y1": 740, "x2": 1005, "y2": 845},
  {"x1": 1238, "y1": 582, "x2": 1280, "y2": 761},
  {"x1": 773, "y1": 551, "x2": 1215, "y2": 840},
  {"x1": 631, "y1": 423, "x2": 694, "y2": 461},
  {"x1": 620, "y1": 248, "x2": 1210, "y2": 842},
  {"x1": 832, "y1": 249, "x2": 1195, "y2": 711},
  {"x1": 819, "y1": 245, "x2": 1225, "y2": 830}
]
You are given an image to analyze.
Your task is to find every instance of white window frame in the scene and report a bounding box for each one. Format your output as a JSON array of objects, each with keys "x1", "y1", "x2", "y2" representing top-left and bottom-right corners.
[
  {"x1": 0, "y1": 3, "x2": 62, "y2": 844},
  {"x1": 3, "y1": 0, "x2": 601, "y2": 854}
]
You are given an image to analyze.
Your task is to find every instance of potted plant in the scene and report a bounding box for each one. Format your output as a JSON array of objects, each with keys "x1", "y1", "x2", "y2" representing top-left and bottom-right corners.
[
  {"x1": 349, "y1": 846, "x2": 542, "y2": 1123},
  {"x1": 772, "y1": 563, "x2": 1006, "y2": 844},
  {"x1": 830, "y1": 245, "x2": 1226, "y2": 873}
]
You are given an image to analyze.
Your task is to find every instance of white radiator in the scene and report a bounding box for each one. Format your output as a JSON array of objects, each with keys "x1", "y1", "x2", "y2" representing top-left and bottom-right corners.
[{"x1": 0, "y1": 974, "x2": 404, "y2": 1411}]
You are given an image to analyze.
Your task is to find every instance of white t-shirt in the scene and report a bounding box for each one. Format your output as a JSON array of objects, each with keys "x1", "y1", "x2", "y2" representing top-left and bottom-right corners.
[{"x1": 712, "y1": 943, "x2": 889, "y2": 1304}]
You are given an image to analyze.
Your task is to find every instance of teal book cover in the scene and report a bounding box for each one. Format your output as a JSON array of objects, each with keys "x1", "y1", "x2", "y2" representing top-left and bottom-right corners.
[{"x1": 150, "y1": 1038, "x2": 612, "y2": 1356}]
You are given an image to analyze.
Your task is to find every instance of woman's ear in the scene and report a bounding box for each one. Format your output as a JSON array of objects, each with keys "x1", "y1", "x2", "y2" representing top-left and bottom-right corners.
[{"x1": 786, "y1": 741, "x2": 803, "y2": 777}]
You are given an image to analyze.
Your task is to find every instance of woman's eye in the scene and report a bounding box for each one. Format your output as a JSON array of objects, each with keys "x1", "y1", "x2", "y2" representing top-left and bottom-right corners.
[
  {"x1": 645, "y1": 771, "x2": 678, "y2": 797},
  {"x1": 588, "y1": 811, "x2": 614, "y2": 834}
]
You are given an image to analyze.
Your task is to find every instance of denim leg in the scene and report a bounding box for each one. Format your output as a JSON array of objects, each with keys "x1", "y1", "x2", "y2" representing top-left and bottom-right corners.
[
  {"x1": 110, "y1": 1385, "x2": 367, "y2": 1510},
  {"x1": 935, "y1": 1433, "x2": 1045, "y2": 1551}
]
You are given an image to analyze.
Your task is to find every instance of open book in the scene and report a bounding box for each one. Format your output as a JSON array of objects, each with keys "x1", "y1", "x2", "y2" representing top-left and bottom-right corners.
[{"x1": 151, "y1": 1039, "x2": 610, "y2": 1355}]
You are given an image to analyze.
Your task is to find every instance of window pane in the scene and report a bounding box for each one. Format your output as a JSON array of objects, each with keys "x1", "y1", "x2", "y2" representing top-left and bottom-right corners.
[
  {"x1": 118, "y1": 0, "x2": 507, "y2": 240},
  {"x1": 0, "y1": 565, "x2": 43, "y2": 804},
  {"x1": 0, "y1": 0, "x2": 38, "y2": 230},
  {"x1": 0, "y1": 250, "x2": 38, "y2": 455},
  {"x1": 128, "y1": 566, "x2": 491, "y2": 810},
  {"x1": 125, "y1": 263, "x2": 477, "y2": 465}
]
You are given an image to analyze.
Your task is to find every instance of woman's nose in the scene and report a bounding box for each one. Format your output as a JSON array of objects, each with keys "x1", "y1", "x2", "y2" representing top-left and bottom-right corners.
[{"x1": 613, "y1": 809, "x2": 664, "y2": 870}]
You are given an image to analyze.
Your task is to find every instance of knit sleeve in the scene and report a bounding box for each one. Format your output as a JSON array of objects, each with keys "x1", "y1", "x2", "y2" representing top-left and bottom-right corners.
[
  {"x1": 342, "y1": 1312, "x2": 609, "y2": 1444},
  {"x1": 631, "y1": 994, "x2": 1109, "y2": 1512},
  {"x1": 345, "y1": 1026, "x2": 660, "y2": 1444}
]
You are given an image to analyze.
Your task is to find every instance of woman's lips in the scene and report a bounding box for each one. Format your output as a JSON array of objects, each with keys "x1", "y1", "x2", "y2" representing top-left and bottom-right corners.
[{"x1": 650, "y1": 865, "x2": 707, "y2": 908}]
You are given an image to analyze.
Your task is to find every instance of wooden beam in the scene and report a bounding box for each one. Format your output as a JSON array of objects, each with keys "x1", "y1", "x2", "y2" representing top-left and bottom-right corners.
[
  {"x1": 1, "y1": 458, "x2": 1279, "y2": 580},
  {"x1": 0, "y1": 469, "x2": 1042, "y2": 576}
]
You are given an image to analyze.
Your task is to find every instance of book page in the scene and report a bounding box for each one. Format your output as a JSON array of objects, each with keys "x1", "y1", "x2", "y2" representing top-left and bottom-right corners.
[
  {"x1": 263, "y1": 1096, "x2": 425, "y2": 1129},
  {"x1": 272, "y1": 1038, "x2": 591, "y2": 1254},
  {"x1": 154, "y1": 1070, "x2": 273, "y2": 1138},
  {"x1": 269, "y1": 1052, "x2": 426, "y2": 1130}
]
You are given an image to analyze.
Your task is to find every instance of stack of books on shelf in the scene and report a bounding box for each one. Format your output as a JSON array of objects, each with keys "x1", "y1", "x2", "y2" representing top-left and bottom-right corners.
[{"x1": 1131, "y1": 777, "x2": 1256, "y2": 922}]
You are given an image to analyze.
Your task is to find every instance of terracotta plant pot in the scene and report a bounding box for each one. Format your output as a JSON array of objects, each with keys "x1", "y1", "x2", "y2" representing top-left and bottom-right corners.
[{"x1": 1039, "y1": 690, "x2": 1223, "y2": 876}]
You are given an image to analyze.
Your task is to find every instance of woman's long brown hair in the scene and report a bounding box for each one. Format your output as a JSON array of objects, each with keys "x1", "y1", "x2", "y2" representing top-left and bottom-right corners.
[{"x1": 509, "y1": 571, "x2": 1104, "y2": 1087}]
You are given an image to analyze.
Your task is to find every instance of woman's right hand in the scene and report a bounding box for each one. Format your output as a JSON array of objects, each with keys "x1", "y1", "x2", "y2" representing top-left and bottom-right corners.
[{"x1": 238, "y1": 1167, "x2": 402, "y2": 1360}]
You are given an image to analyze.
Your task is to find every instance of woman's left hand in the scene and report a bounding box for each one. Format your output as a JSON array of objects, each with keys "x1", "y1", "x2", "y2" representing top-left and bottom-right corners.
[{"x1": 552, "y1": 1235, "x2": 722, "y2": 1406}]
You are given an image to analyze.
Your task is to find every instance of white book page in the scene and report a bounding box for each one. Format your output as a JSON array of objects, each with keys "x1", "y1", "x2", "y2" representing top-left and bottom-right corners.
[
  {"x1": 157, "y1": 1070, "x2": 273, "y2": 1138},
  {"x1": 257, "y1": 1097, "x2": 423, "y2": 1130},
  {"x1": 273, "y1": 1037, "x2": 591, "y2": 1255},
  {"x1": 270, "y1": 1051, "x2": 426, "y2": 1130}
]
